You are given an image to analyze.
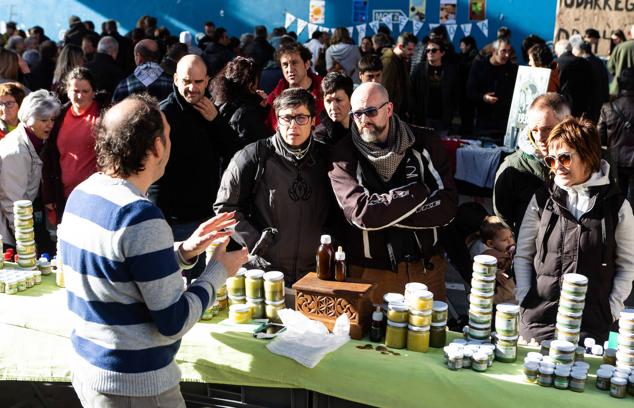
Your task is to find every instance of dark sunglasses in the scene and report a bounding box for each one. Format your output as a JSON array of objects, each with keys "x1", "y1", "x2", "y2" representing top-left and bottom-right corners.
[
  {"x1": 544, "y1": 152, "x2": 575, "y2": 170},
  {"x1": 426, "y1": 48, "x2": 441, "y2": 54},
  {"x1": 350, "y1": 101, "x2": 388, "y2": 119}
]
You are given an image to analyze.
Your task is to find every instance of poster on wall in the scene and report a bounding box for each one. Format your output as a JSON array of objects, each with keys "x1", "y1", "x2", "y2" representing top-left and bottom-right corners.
[
  {"x1": 409, "y1": 0, "x2": 426, "y2": 21},
  {"x1": 469, "y1": 0, "x2": 486, "y2": 21},
  {"x1": 554, "y1": 0, "x2": 633, "y2": 56},
  {"x1": 503, "y1": 66, "x2": 551, "y2": 148},
  {"x1": 309, "y1": 0, "x2": 326, "y2": 24},
  {"x1": 352, "y1": 0, "x2": 369, "y2": 23},
  {"x1": 439, "y1": 0, "x2": 457, "y2": 24}
]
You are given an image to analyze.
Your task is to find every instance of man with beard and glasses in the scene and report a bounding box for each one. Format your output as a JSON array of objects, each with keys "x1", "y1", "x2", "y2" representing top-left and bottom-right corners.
[{"x1": 328, "y1": 82, "x2": 458, "y2": 303}]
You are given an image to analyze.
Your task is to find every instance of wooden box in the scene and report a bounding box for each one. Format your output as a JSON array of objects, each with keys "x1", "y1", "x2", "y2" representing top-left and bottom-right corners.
[{"x1": 292, "y1": 272, "x2": 374, "y2": 340}]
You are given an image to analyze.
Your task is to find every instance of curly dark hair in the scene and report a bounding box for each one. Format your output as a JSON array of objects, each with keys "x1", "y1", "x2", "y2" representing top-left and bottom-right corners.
[
  {"x1": 95, "y1": 93, "x2": 165, "y2": 178},
  {"x1": 64, "y1": 67, "x2": 97, "y2": 93},
  {"x1": 212, "y1": 56, "x2": 260, "y2": 105},
  {"x1": 321, "y1": 72, "x2": 353, "y2": 98},
  {"x1": 527, "y1": 43, "x2": 554, "y2": 68},
  {"x1": 275, "y1": 41, "x2": 312, "y2": 64}
]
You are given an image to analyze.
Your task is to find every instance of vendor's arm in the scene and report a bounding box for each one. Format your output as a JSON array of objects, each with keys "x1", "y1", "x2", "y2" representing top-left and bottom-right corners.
[
  {"x1": 513, "y1": 194, "x2": 540, "y2": 304},
  {"x1": 610, "y1": 200, "x2": 634, "y2": 321},
  {"x1": 0, "y1": 149, "x2": 32, "y2": 233}
]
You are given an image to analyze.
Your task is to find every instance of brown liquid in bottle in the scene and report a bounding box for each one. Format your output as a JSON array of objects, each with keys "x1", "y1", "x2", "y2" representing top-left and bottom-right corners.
[
  {"x1": 316, "y1": 235, "x2": 334, "y2": 280},
  {"x1": 335, "y1": 246, "x2": 346, "y2": 282}
]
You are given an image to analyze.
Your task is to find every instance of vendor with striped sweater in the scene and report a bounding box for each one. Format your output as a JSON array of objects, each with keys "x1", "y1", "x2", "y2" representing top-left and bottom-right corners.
[{"x1": 59, "y1": 93, "x2": 248, "y2": 407}]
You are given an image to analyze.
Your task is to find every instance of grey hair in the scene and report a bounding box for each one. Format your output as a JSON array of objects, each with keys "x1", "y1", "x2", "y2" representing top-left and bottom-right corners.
[
  {"x1": 17, "y1": 89, "x2": 61, "y2": 126},
  {"x1": 569, "y1": 34, "x2": 583, "y2": 51},
  {"x1": 97, "y1": 36, "x2": 119, "y2": 55},
  {"x1": 493, "y1": 37, "x2": 511, "y2": 50},
  {"x1": 6, "y1": 35, "x2": 24, "y2": 51}
]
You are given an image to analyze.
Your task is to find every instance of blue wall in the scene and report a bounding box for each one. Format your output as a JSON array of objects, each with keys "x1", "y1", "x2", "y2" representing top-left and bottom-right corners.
[{"x1": 1, "y1": 0, "x2": 556, "y2": 63}]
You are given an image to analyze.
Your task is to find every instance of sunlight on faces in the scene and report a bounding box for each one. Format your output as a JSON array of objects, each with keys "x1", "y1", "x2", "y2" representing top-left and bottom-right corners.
[
  {"x1": 359, "y1": 70, "x2": 382, "y2": 83},
  {"x1": 488, "y1": 228, "x2": 515, "y2": 252},
  {"x1": 351, "y1": 86, "x2": 392, "y2": 143},
  {"x1": 527, "y1": 107, "x2": 558, "y2": 156},
  {"x1": 277, "y1": 105, "x2": 314, "y2": 147},
  {"x1": 175, "y1": 60, "x2": 209, "y2": 104},
  {"x1": 324, "y1": 90, "x2": 351, "y2": 124},
  {"x1": 547, "y1": 141, "x2": 591, "y2": 187},
  {"x1": 280, "y1": 52, "x2": 309, "y2": 88},
  {"x1": 29, "y1": 116, "x2": 55, "y2": 140},
  {"x1": 494, "y1": 43, "x2": 512, "y2": 65},
  {"x1": 0, "y1": 95, "x2": 18, "y2": 125},
  {"x1": 67, "y1": 79, "x2": 95, "y2": 113}
]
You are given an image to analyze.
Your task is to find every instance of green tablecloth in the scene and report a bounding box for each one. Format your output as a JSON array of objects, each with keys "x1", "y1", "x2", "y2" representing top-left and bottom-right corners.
[{"x1": 0, "y1": 275, "x2": 631, "y2": 408}]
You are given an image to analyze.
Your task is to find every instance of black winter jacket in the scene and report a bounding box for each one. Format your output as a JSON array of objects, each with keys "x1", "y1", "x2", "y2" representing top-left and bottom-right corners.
[{"x1": 598, "y1": 91, "x2": 634, "y2": 169}]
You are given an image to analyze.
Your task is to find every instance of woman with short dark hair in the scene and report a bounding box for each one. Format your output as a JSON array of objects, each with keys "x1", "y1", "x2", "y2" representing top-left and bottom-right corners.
[
  {"x1": 0, "y1": 82, "x2": 26, "y2": 138},
  {"x1": 515, "y1": 117, "x2": 634, "y2": 344}
]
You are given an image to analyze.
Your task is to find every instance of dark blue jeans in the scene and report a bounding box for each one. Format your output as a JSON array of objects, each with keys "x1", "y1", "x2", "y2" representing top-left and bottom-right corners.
[{"x1": 170, "y1": 220, "x2": 206, "y2": 284}]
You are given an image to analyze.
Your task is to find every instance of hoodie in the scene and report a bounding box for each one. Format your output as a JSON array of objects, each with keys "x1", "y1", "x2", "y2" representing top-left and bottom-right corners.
[{"x1": 325, "y1": 43, "x2": 362, "y2": 84}]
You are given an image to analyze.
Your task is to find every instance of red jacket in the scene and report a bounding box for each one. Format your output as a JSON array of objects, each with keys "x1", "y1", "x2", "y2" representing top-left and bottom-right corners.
[{"x1": 265, "y1": 71, "x2": 324, "y2": 134}]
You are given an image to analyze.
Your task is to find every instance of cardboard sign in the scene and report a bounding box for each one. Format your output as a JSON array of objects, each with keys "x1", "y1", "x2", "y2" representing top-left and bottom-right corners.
[{"x1": 554, "y1": 0, "x2": 634, "y2": 56}]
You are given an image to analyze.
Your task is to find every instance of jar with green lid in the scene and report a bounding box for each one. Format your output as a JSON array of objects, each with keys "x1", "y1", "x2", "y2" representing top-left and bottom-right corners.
[
  {"x1": 473, "y1": 255, "x2": 497, "y2": 275},
  {"x1": 524, "y1": 362, "x2": 539, "y2": 383},
  {"x1": 18, "y1": 253, "x2": 37, "y2": 268},
  {"x1": 538, "y1": 367, "x2": 554, "y2": 387},
  {"x1": 228, "y1": 295, "x2": 246, "y2": 305},
  {"x1": 265, "y1": 299, "x2": 285, "y2": 322},
  {"x1": 495, "y1": 303, "x2": 519, "y2": 337},
  {"x1": 559, "y1": 294, "x2": 585, "y2": 314},
  {"x1": 469, "y1": 290, "x2": 493, "y2": 309},
  {"x1": 263, "y1": 271, "x2": 284, "y2": 302},
  {"x1": 5, "y1": 277, "x2": 18, "y2": 295},
  {"x1": 562, "y1": 273, "x2": 588, "y2": 297},
  {"x1": 610, "y1": 376, "x2": 627, "y2": 398},
  {"x1": 407, "y1": 325, "x2": 430, "y2": 352},
  {"x1": 556, "y1": 324, "x2": 580, "y2": 345},
  {"x1": 15, "y1": 227, "x2": 34, "y2": 241},
  {"x1": 408, "y1": 309, "x2": 432, "y2": 327},
  {"x1": 432, "y1": 301, "x2": 448, "y2": 323},
  {"x1": 14, "y1": 214, "x2": 34, "y2": 229},
  {"x1": 229, "y1": 304, "x2": 252, "y2": 324},
  {"x1": 246, "y1": 297, "x2": 265, "y2": 319},
  {"x1": 13, "y1": 200, "x2": 33, "y2": 215},
  {"x1": 385, "y1": 320, "x2": 407, "y2": 349},
  {"x1": 387, "y1": 302, "x2": 409, "y2": 323},
  {"x1": 409, "y1": 290, "x2": 433, "y2": 311},
  {"x1": 554, "y1": 368, "x2": 570, "y2": 389},
  {"x1": 226, "y1": 275, "x2": 246, "y2": 297},
  {"x1": 16, "y1": 274, "x2": 26, "y2": 291},
  {"x1": 495, "y1": 334, "x2": 518, "y2": 363},
  {"x1": 470, "y1": 274, "x2": 495, "y2": 292},
  {"x1": 245, "y1": 269, "x2": 264, "y2": 299},
  {"x1": 469, "y1": 306, "x2": 492, "y2": 325},
  {"x1": 472, "y1": 352, "x2": 488, "y2": 372},
  {"x1": 447, "y1": 350, "x2": 463, "y2": 370},
  {"x1": 596, "y1": 368, "x2": 612, "y2": 390},
  {"x1": 569, "y1": 371, "x2": 587, "y2": 392},
  {"x1": 430, "y1": 322, "x2": 447, "y2": 348}
]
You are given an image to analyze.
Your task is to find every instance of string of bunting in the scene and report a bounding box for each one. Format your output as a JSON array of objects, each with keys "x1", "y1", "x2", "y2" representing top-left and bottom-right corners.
[{"x1": 284, "y1": 12, "x2": 487, "y2": 44}]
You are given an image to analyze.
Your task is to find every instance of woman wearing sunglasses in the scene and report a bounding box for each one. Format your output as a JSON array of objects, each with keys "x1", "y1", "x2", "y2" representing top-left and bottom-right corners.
[{"x1": 514, "y1": 117, "x2": 634, "y2": 345}]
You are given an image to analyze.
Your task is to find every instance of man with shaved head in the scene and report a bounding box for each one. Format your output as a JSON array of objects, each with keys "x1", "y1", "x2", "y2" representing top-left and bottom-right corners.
[
  {"x1": 60, "y1": 93, "x2": 247, "y2": 406},
  {"x1": 112, "y1": 39, "x2": 173, "y2": 102},
  {"x1": 156, "y1": 54, "x2": 240, "y2": 281},
  {"x1": 328, "y1": 82, "x2": 458, "y2": 303}
]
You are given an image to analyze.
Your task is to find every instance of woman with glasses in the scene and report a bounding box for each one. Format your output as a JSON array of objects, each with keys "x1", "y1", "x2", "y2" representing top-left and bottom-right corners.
[
  {"x1": 514, "y1": 117, "x2": 634, "y2": 345},
  {"x1": 0, "y1": 82, "x2": 26, "y2": 139}
]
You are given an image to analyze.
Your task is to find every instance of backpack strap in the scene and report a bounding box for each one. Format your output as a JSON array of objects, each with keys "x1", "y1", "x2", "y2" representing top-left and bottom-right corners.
[
  {"x1": 610, "y1": 101, "x2": 632, "y2": 131},
  {"x1": 251, "y1": 138, "x2": 273, "y2": 196}
]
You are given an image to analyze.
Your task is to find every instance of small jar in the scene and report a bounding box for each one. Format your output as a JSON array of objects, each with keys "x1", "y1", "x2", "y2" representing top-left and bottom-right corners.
[
  {"x1": 603, "y1": 348, "x2": 617, "y2": 365},
  {"x1": 470, "y1": 274, "x2": 495, "y2": 292},
  {"x1": 482, "y1": 346, "x2": 495, "y2": 367},
  {"x1": 245, "y1": 269, "x2": 265, "y2": 299},
  {"x1": 409, "y1": 290, "x2": 433, "y2": 311},
  {"x1": 615, "y1": 367, "x2": 632, "y2": 377},
  {"x1": 447, "y1": 350, "x2": 464, "y2": 370},
  {"x1": 610, "y1": 376, "x2": 627, "y2": 398},
  {"x1": 265, "y1": 299, "x2": 285, "y2": 322},
  {"x1": 469, "y1": 290, "x2": 493, "y2": 309},
  {"x1": 0, "y1": 277, "x2": 4, "y2": 293},
  {"x1": 5, "y1": 277, "x2": 18, "y2": 295},
  {"x1": 385, "y1": 320, "x2": 407, "y2": 349},
  {"x1": 462, "y1": 349, "x2": 473, "y2": 368},
  {"x1": 228, "y1": 295, "x2": 246, "y2": 305},
  {"x1": 561, "y1": 273, "x2": 588, "y2": 297},
  {"x1": 431, "y1": 301, "x2": 448, "y2": 323},
  {"x1": 468, "y1": 321, "x2": 491, "y2": 341},
  {"x1": 246, "y1": 297, "x2": 265, "y2": 319},
  {"x1": 596, "y1": 368, "x2": 612, "y2": 390},
  {"x1": 554, "y1": 368, "x2": 570, "y2": 389},
  {"x1": 226, "y1": 275, "x2": 246, "y2": 297},
  {"x1": 537, "y1": 367, "x2": 554, "y2": 387},
  {"x1": 524, "y1": 362, "x2": 539, "y2": 383},
  {"x1": 15, "y1": 227, "x2": 35, "y2": 241},
  {"x1": 24, "y1": 271, "x2": 34, "y2": 288},
  {"x1": 32, "y1": 269, "x2": 42, "y2": 285},
  {"x1": 14, "y1": 214, "x2": 34, "y2": 229},
  {"x1": 16, "y1": 239, "x2": 36, "y2": 255},
  {"x1": 495, "y1": 303, "x2": 520, "y2": 337},
  {"x1": 407, "y1": 325, "x2": 430, "y2": 353},
  {"x1": 216, "y1": 284, "x2": 227, "y2": 299},
  {"x1": 408, "y1": 309, "x2": 432, "y2": 327},
  {"x1": 540, "y1": 339, "x2": 552, "y2": 356},
  {"x1": 217, "y1": 295, "x2": 228, "y2": 311},
  {"x1": 573, "y1": 361, "x2": 590, "y2": 372},
  {"x1": 387, "y1": 302, "x2": 409, "y2": 323},
  {"x1": 404, "y1": 282, "x2": 427, "y2": 305},
  {"x1": 382, "y1": 293, "x2": 405, "y2": 315},
  {"x1": 495, "y1": 334, "x2": 518, "y2": 363},
  {"x1": 569, "y1": 371, "x2": 587, "y2": 392},
  {"x1": 574, "y1": 346, "x2": 585, "y2": 361},
  {"x1": 263, "y1": 271, "x2": 284, "y2": 302},
  {"x1": 469, "y1": 306, "x2": 492, "y2": 325},
  {"x1": 555, "y1": 324, "x2": 580, "y2": 345},
  {"x1": 549, "y1": 340, "x2": 576, "y2": 364},
  {"x1": 18, "y1": 253, "x2": 37, "y2": 268},
  {"x1": 472, "y1": 352, "x2": 489, "y2": 372},
  {"x1": 17, "y1": 274, "x2": 27, "y2": 292},
  {"x1": 556, "y1": 311, "x2": 583, "y2": 331},
  {"x1": 201, "y1": 306, "x2": 214, "y2": 320},
  {"x1": 430, "y1": 322, "x2": 447, "y2": 348},
  {"x1": 526, "y1": 351, "x2": 543, "y2": 362},
  {"x1": 472, "y1": 255, "x2": 497, "y2": 275},
  {"x1": 13, "y1": 200, "x2": 33, "y2": 215},
  {"x1": 39, "y1": 259, "x2": 52, "y2": 276},
  {"x1": 558, "y1": 294, "x2": 585, "y2": 314},
  {"x1": 627, "y1": 374, "x2": 634, "y2": 396},
  {"x1": 616, "y1": 350, "x2": 634, "y2": 366},
  {"x1": 229, "y1": 304, "x2": 252, "y2": 324}
]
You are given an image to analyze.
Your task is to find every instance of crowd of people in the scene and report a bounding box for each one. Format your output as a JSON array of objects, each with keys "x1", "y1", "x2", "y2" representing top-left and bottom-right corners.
[{"x1": 0, "y1": 13, "x2": 633, "y2": 407}]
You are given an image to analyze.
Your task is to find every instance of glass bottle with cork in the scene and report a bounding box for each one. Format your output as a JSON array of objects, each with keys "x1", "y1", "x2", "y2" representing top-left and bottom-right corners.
[{"x1": 316, "y1": 234, "x2": 334, "y2": 280}]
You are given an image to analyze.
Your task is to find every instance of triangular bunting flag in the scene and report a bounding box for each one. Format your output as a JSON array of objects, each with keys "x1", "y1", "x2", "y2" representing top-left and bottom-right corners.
[
  {"x1": 412, "y1": 20, "x2": 424, "y2": 36},
  {"x1": 307, "y1": 23, "x2": 318, "y2": 38},
  {"x1": 398, "y1": 16, "x2": 409, "y2": 33},
  {"x1": 477, "y1": 19, "x2": 488, "y2": 37},
  {"x1": 446, "y1": 24, "x2": 457, "y2": 41},
  {"x1": 284, "y1": 13, "x2": 296, "y2": 29},
  {"x1": 428, "y1": 23, "x2": 439, "y2": 31},
  {"x1": 460, "y1": 23, "x2": 472, "y2": 37},
  {"x1": 357, "y1": 23, "x2": 367, "y2": 44},
  {"x1": 331, "y1": 28, "x2": 336, "y2": 35},
  {"x1": 297, "y1": 19, "x2": 308, "y2": 35},
  {"x1": 320, "y1": 26, "x2": 329, "y2": 32},
  {"x1": 381, "y1": 15, "x2": 393, "y2": 32},
  {"x1": 369, "y1": 20, "x2": 380, "y2": 33},
  {"x1": 347, "y1": 26, "x2": 354, "y2": 36}
]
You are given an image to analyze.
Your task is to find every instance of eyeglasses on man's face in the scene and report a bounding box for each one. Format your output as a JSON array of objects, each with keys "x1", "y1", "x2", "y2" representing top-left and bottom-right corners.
[
  {"x1": 0, "y1": 101, "x2": 17, "y2": 109},
  {"x1": 278, "y1": 114, "x2": 311, "y2": 126},
  {"x1": 426, "y1": 48, "x2": 441, "y2": 54},
  {"x1": 350, "y1": 101, "x2": 388, "y2": 119}
]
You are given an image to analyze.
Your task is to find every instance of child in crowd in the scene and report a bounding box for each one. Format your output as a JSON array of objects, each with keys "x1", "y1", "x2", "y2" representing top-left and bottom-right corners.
[{"x1": 478, "y1": 216, "x2": 517, "y2": 304}]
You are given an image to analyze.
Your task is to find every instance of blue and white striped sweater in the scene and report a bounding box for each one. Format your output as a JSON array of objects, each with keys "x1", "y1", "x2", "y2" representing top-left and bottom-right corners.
[{"x1": 60, "y1": 173, "x2": 227, "y2": 397}]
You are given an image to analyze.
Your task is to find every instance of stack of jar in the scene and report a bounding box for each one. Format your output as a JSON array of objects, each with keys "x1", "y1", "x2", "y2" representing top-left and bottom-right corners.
[
  {"x1": 494, "y1": 304, "x2": 520, "y2": 362},
  {"x1": 406, "y1": 289, "x2": 434, "y2": 353},
  {"x1": 556, "y1": 273, "x2": 588, "y2": 345},
  {"x1": 13, "y1": 200, "x2": 37, "y2": 270},
  {"x1": 201, "y1": 283, "x2": 228, "y2": 320},
  {"x1": 617, "y1": 309, "x2": 634, "y2": 370},
  {"x1": 226, "y1": 268, "x2": 247, "y2": 305},
  {"x1": 595, "y1": 364, "x2": 633, "y2": 398},
  {"x1": 523, "y1": 351, "x2": 590, "y2": 392},
  {"x1": 245, "y1": 269, "x2": 265, "y2": 319},
  {"x1": 468, "y1": 255, "x2": 496, "y2": 342},
  {"x1": 430, "y1": 301, "x2": 448, "y2": 348},
  {"x1": 444, "y1": 340, "x2": 496, "y2": 372},
  {"x1": 0, "y1": 269, "x2": 42, "y2": 295},
  {"x1": 263, "y1": 271, "x2": 285, "y2": 322},
  {"x1": 385, "y1": 301, "x2": 409, "y2": 350}
]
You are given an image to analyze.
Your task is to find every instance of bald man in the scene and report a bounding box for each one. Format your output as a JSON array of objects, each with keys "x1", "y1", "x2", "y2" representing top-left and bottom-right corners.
[
  {"x1": 155, "y1": 54, "x2": 240, "y2": 281},
  {"x1": 60, "y1": 93, "x2": 246, "y2": 406},
  {"x1": 328, "y1": 82, "x2": 458, "y2": 303},
  {"x1": 112, "y1": 39, "x2": 173, "y2": 102}
]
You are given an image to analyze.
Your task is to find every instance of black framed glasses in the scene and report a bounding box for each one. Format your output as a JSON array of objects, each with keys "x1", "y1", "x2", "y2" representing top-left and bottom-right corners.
[
  {"x1": 350, "y1": 101, "x2": 388, "y2": 119},
  {"x1": 426, "y1": 48, "x2": 441, "y2": 54},
  {"x1": 278, "y1": 114, "x2": 311, "y2": 126},
  {"x1": 544, "y1": 152, "x2": 575, "y2": 170},
  {"x1": 0, "y1": 101, "x2": 17, "y2": 108}
]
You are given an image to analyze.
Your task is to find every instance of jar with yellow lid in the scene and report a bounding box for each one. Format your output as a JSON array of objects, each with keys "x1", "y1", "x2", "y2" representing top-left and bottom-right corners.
[
  {"x1": 246, "y1": 297, "x2": 265, "y2": 319},
  {"x1": 265, "y1": 299, "x2": 285, "y2": 322},
  {"x1": 245, "y1": 269, "x2": 264, "y2": 299},
  {"x1": 409, "y1": 309, "x2": 432, "y2": 327},
  {"x1": 385, "y1": 321, "x2": 407, "y2": 349},
  {"x1": 409, "y1": 290, "x2": 433, "y2": 311},
  {"x1": 407, "y1": 325, "x2": 430, "y2": 352},
  {"x1": 263, "y1": 271, "x2": 284, "y2": 302},
  {"x1": 387, "y1": 302, "x2": 409, "y2": 323},
  {"x1": 229, "y1": 304, "x2": 252, "y2": 324}
]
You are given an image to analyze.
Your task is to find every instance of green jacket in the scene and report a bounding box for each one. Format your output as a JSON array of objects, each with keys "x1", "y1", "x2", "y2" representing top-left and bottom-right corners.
[{"x1": 607, "y1": 40, "x2": 634, "y2": 96}]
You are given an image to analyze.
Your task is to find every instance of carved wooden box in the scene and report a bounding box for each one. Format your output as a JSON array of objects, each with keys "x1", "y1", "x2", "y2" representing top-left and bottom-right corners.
[{"x1": 292, "y1": 272, "x2": 374, "y2": 340}]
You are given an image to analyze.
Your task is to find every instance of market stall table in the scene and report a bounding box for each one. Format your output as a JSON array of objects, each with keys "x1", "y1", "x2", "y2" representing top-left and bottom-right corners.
[{"x1": 0, "y1": 275, "x2": 631, "y2": 408}]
